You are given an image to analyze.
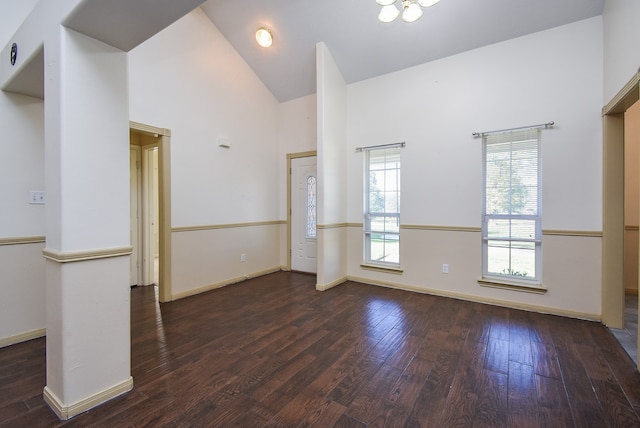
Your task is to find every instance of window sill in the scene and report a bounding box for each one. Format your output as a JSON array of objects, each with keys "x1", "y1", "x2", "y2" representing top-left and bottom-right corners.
[
  {"x1": 478, "y1": 278, "x2": 547, "y2": 294},
  {"x1": 360, "y1": 264, "x2": 404, "y2": 275}
]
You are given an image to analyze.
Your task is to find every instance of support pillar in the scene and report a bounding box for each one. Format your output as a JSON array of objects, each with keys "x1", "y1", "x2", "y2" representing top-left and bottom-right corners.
[{"x1": 42, "y1": 27, "x2": 132, "y2": 420}]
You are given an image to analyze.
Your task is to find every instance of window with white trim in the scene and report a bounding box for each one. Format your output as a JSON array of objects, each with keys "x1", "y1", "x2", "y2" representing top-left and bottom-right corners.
[
  {"x1": 365, "y1": 147, "x2": 400, "y2": 267},
  {"x1": 482, "y1": 129, "x2": 541, "y2": 283}
]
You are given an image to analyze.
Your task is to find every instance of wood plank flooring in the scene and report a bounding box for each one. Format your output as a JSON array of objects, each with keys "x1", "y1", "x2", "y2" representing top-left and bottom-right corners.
[{"x1": 2, "y1": 271, "x2": 640, "y2": 427}]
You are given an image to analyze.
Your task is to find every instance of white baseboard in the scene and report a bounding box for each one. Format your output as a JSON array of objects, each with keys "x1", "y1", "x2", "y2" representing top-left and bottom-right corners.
[
  {"x1": 347, "y1": 275, "x2": 601, "y2": 322},
  {"x1": 171, "y1": 266, "x2": 282, "y2": 301},
  {"x1": 316, "y1": 276, "x2": 347, "y2": 291},
  {"x1": 0, "y1": 328, "x2": 46, "y2": 348},
  {"x1": 43, "y1": 376, "x2": 133, "y2": 420}
]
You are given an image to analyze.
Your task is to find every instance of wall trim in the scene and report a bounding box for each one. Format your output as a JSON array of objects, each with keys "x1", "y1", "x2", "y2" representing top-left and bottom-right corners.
[
  {"x1": 287, "y1": 150, "x2": 317, "y2": 160},
  {"x1": 317, "y1": 223, "x2": 348, "y2": 230},
  {"x1": 171, "y1": 266, "x2": 282, "y2": 301},
  {"x1": 603, "y1": 71, "x2": 640, "y2": 115},
  {"x1": 0, "y1": 236, "x2": 45, "y2": 246},
  {"x1": 129, "y1": 120, "x2": 170, "y2": 137},
  {"x1": 316, "y1": 276, "x2": 347, "y2": 291},
  {"x1": 360, "y1": 264, "x2": 404, "y2": 274},
  {"x1": 172, "y1": 220, "x2": 285, "y2": 233},
  {"x1": 401, "y1": 225, "x2": 481, "y2": 232},
  {"x1": 43, "y1": 377, "x2": 133, "y2": 421},
  {"x1": 478, "y1": 278, "x2": 547, "y2": 294},
  {"x1": 346, "y1": 224, "x2": 601, "y2": 237},
  {"x1": 542, "y1": 229, "x2": 602, "y2": 237},
  {"x1": 0, "y1": 328, "x2": 46, "y2": 348},
  {"x1": 42, "y1": 246, "x2": 133, "y2": 263},
  {"x1": 347, "y1": 275, "x2": 600, "y2": 322}
]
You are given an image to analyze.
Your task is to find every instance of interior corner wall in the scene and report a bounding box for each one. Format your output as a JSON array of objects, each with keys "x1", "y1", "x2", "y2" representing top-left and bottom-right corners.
[
  {"x1": 278, "y1": 94, "x2": 318, "y2": 217},
  {"x1": 277, "y1": 94, "x2": 318, "y2": 267},
  {"x1": 346, "y1": 17, "x2": 604, "y2": 318},
  {"x1": 603, "y1": 0, "x2": 640, "y2": 103},
  {"x1": 0, "y1": 0, "x2": 46, "y2": 345},
  {"x1": 128, "y1": 8, "x2": 282, "y2": 297},
  {"x1": 316, "y1": 42, "x2": 348, "y2": 288}
]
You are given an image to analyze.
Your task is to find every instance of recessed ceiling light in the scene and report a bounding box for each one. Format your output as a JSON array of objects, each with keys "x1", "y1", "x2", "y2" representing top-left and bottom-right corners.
[{"x1": 255, "y1": 27, "x2": 273, "y2": 48}]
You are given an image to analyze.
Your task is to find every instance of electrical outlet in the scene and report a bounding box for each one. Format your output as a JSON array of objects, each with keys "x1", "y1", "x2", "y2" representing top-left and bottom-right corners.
[
  {"x1": 442, "y1": 264, "x2": 449, "y2": 274},
  {"x1": 240, "y1": 253, "x2": 246, "y2": 262}
]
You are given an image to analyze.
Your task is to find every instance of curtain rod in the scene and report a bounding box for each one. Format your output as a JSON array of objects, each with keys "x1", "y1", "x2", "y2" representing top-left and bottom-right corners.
[
  {"x1": 472, "y1": 121, "x2": 554, "y2": 138},
  {"x1": 355, "y1": 142, "x2": 405, "y2": 152}
]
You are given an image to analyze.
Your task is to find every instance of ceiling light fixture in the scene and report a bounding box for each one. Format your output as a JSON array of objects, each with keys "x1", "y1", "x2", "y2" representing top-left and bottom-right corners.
[
  {"x1": 377, "y1": 0, "x2": 441, "y2": 23},
  {"x1": 255, "y1": 27, "x2": 273, "y2": 48}
]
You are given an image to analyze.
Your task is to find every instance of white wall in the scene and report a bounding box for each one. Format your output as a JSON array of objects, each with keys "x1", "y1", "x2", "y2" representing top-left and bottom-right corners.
[
  {"x1": 278, "y1": 94, "x2": 317, "y2": 161},
  {"x1": 0, "y1": 242, "x2": 45, "y2": 345},
  {"x1": 346, "y1": 17, "x2": 604, "y2": 318},
  {"x1": 129, "y1": 8, "x2": 280, "y2": 227},
  {"x1": 0, "y1": 94, "x2": 44, "y2": 238},
  {"x1": 316, "y1": 42, "x2": 348, "y2": 288},
  {"x1": 51, "y1": 29, "x2": 130, "y2": 252},
  {"x1": 278, "y1": 93, "x2": 317, "y2": 223},
  {"x1": 316, "y1": 43, "x2": 347, "y2": 227},
  {"x1": 0, "y1": 1, "x2": 43, "y2": 238},
  {"x1": 129, "y1": 8, "x2": 282, "y2": 296},
  {"x1": 603, "y1": 0, "x2": 640, "y2": 103},
  {"x1": 0, "y1": 0, "x2": 45, "y2": 345},
  {"x1": 277, "y1": 94, "x2": 318, "y2": 267},
  {"x1": 348, "y1": 17, "x2": 603, "y2": 231},
  {"x1": 0, "y1": 1, "x2": 38, "y2": 44}
]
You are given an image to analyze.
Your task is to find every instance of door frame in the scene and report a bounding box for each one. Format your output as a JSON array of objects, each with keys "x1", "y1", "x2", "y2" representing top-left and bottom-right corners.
[
  {"x1": 603, "y1": 72, "x2": 639, "y2": 329},
  {"x1": 130, "y1": 145, "x2": 143, "y2": 286},
  {"x1": 287, "y1": 150, "x2": 317, "y2": 271},
  {"x1": 141, "y1": 144, "x2": 159, "y2": 285},
  {"x1": 130, "y1": 121, "x2": 173, "y2": 303}
]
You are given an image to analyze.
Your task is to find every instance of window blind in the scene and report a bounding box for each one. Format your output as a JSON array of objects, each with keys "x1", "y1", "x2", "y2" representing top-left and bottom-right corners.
[{"x1": 483, "y1": 128, "x2": 541, "y2": 281}]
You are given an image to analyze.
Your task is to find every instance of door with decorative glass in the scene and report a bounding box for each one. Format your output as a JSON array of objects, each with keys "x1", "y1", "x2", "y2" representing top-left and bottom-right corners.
[{"x1": 291, "y1": 156, "x2": 317, "y2": 273}]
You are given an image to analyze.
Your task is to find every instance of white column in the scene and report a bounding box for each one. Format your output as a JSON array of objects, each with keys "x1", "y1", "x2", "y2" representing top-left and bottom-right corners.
[
  {"x1": 315, "y1": 42, "x2": 348, "y2": 290},
  {"x1": 42, "y1": 26, "x2": 132, "y2": 420}
]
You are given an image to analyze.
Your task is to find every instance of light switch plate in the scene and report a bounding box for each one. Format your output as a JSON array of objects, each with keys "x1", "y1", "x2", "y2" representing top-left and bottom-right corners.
[{"x1": 29, "y1": 191, "x2": 45, "y2": 205}]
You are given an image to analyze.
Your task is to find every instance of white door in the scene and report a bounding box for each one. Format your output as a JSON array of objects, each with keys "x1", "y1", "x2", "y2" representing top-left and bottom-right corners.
[
  {"x1": 130, "y1": 146, "x2": 142, "y2": 286},
  {"x1": 291, "y1": 156, "x2": 317, "y2": 273}
]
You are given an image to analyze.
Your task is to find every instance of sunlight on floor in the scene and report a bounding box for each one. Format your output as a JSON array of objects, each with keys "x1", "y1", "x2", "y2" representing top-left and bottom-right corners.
[
  {"x1": 154, "y1": 256, "x2": 159, "y2": 285},
  {"x1": 609, "y1": 294, "x2": 638, "y2": 365}
]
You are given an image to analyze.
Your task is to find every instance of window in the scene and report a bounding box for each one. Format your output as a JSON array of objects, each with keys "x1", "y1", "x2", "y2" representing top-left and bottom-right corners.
[
  {"x1": 482, "y1": 129, "x2": 541, "y2": 283},
  {"x1": 365, "y1": 147, "x2": 401, "y2": 267},
  {"x1": 306, "y1": 175, "x2": 317, "y2": 239}
]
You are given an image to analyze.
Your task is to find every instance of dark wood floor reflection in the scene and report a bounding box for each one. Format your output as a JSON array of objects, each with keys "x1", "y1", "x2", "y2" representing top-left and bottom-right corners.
[{"x1": 3, "y1": 271, "x2": 640, "y2": 427}]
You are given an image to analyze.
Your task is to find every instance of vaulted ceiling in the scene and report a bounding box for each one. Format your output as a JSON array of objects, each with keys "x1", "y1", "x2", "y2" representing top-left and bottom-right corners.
[
  {"x1": 3, "y1": 0, "x2": 606, "y2": 102},
  {"x1": 201, "y1": 0, "x2": 605, "y2": 102}
]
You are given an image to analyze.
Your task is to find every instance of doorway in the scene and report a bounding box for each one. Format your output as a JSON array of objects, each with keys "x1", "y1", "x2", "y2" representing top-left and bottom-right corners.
[
  {"x1": 602, "y1": 72, "x2": 640, "y2": 366},
  {"x1": 287, "y1": 151, "x2": 317, "y2": 273},
  {"x1": 130, "y1": 134, "x2": 159, "y2": 286},
  {"x1": 129, "y1": 121, "x2": 172, "y2": 302}
]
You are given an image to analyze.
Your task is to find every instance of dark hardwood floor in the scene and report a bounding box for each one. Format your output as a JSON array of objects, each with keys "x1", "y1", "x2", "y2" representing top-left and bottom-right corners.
[{"x1": 2, "y1": 271, "x2": 640, "y2": 427}]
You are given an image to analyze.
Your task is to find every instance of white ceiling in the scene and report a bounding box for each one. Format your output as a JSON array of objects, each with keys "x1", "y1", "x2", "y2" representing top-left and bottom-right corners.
[{"x1": 201, "y1": 0, "x2": 605, "y2": 102}]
